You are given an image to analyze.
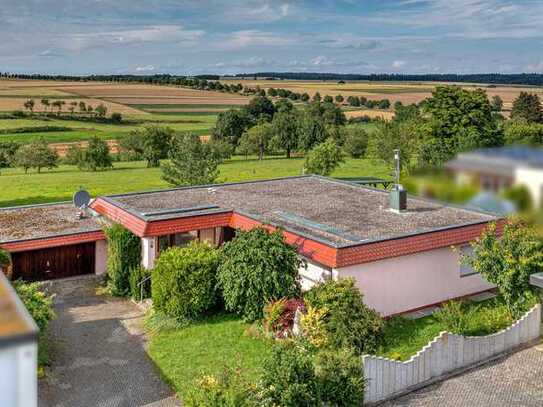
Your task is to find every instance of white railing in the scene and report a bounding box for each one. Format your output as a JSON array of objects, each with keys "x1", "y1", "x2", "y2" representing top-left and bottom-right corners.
[{"x1": 363, "y1": 304, "x2": 541, "y2": 404}]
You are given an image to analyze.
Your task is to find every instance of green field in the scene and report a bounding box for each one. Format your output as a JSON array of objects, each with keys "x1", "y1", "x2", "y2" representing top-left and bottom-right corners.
[
  {"x1": 0, "y1": 114, "x2": 218, "y2": 143},
  {"x1": 0, "y1": 157, "x2": 391, "y2": 207}
]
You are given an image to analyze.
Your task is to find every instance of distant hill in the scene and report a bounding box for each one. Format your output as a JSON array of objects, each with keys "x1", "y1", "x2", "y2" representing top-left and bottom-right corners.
[{"x1": 234, "y1": 73, "x2": 543, "y2": 86}]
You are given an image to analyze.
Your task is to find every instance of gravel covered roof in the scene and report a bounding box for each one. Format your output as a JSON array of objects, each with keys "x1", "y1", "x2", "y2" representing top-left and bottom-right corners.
[
  {"x1": 110, "y1": 176, "x2": 497, "y2": 247},
  {"x1": 0, "y1": 203, "x2": 103, "y2": 243}
]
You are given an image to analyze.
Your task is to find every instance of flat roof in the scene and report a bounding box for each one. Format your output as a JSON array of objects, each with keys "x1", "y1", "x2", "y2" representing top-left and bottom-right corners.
[
  {"x1": 0, "y1": 202, "x2": 103, "y2": 244},
  {"x1": 107, "y1": 176, "x2": 496, "y2": 247},
  {"x1": 0, "y1": 272, "x2": 38, "y2": 347}
]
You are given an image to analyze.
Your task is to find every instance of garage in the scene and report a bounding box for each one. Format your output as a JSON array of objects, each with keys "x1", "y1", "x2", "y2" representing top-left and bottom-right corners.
[{"x1": 11, "y1": 242, "x2": 96, "y2": 282}]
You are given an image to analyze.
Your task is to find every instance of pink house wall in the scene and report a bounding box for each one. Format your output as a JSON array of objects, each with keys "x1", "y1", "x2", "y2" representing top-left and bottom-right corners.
[{"x1": 337, "y1": 246, "x2": 494, "y2": 316}]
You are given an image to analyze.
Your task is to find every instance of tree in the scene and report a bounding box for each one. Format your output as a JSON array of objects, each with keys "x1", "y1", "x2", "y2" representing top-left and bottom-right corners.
[
  {"x1": 297, "y1": 109, "x2": 327, "y2": 152},
  {"x1": 504, "y1": 120, "x2": 543, "y2": 145},
  {"x1": 0, "y1": 141, "x2": 19, "y2": 168},
  {"x1": 304, "y1": 138, "x2": 345, "y2": 176},
  {"x1": 79, "y1": 101, "x2": 87, "y2": 114},
  {"x1": 111, "y1": 112, "x2": 123, "y2": 124},
  {"x1": 245, "y1": 95, "x2": 275, "y2": 121},
  {"x1": 312, "y1": 92, "x2": 322, "y2": 102},
  {"x1": 95, "y1": 103, "x2": 108, "y2": 118},
  {"x1": 23, "y1": 99, "x2": 35, "y2": 114},
  {"x1": 123, "y1": 125, "x2": 173, "y2": 167},
  {"x1": 13, "y1": 138, "x2": 57, "y2": 173},
  {"x1": 343, "y1": 125, "x2": 368, "y2": 158},
  {"x1": 217, "y1": 228, "x2": 303, "y2": 321},
  {"x1": 40, "y1": 98, "x2": 50, "y2": 113},
  {"x1": 162, "y1": 133, "x2": 220, "y2": 186},
  {"x1": 213, "y1": 108, "x2": 251, "y2": 147},
  {"x1": 77, "y1": 137, "x2": 113, "y2": 171},
  {"x1": 419, "y1": 86, "x2": 503, "y2": 166},
  {"x1": 511, "y1": 92, "x2": 542, "y2": 123},
  {"x1": 323, "y1": 95, "x2": 334, "y2": 103},
  {"x1": 335, "y1": 94, "x2": 344, "y2": 104},
  {"x1": 378, "y1": 99, "x2": 391, "y2": 109},
  {"x1": 347, "y1": 96, "x2": 360, "y2": 107},
  {"x1": 466, "y1": 220, "x2": 543, "y2": 317},
  {"x1": 69, "y1": 101, "x2": 77, "y2": 115},
  {"x1": 491, "y1": 95, "x2": 504, "y2": 112},
  {"x1": 271, "y1": 109, "x2": 299, "y2": 158},
  {"x1": 238, "y1": 121, "x2": 272, "y2": 160},
  {"x1": 301, "y1": 92, "x2": 310, "y2": 102}
]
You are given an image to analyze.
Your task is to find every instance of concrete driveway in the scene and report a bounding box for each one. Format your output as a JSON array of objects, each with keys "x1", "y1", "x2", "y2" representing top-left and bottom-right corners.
[
  {"x1": 38, "y1": 276, "x2": 178, "y2": 407},
  {"x1": 383, "y1": 345, "x2": 543, "y2": 406}
]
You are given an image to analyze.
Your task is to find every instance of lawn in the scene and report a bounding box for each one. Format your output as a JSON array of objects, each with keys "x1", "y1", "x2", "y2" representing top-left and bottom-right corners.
[
  {"x1": 378, "y1": 296, "x2": 514, "y2": 361},
  {"x1": 147, "y1": 313, "x2": 271, "y2": 400},
  {"x1": 0, "y1": 157, "x2": 391, "y2": 207}
]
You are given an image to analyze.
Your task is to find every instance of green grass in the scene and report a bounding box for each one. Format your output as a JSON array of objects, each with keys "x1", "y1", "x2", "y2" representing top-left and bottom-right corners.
[
  {"x1": 378, "y1": 297, "x2": 514, "y2": 361},
  {"x1": 0, "y1": 114, "x2": 217, "y2": 143},
  {"x1": 0, "y1": 157, "x2": 390, "y2": 207},
  {"x1": 147, "y1": 313, "x2": 271, "y2": 400}
]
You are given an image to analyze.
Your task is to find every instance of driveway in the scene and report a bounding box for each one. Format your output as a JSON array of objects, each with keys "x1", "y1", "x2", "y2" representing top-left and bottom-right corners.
[
  {"x1": 383, "y1": 345, "x2": 543, "y2": 406},
  {"x1": 38, "y1": 276, "x2": 178, "y2": 407}
]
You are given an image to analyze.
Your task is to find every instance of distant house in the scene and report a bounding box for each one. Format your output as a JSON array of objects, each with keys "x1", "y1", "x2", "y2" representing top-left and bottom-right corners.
[
  {"x1": 445, "y1": 146, "x2": 543, "y2": 208},
  {"x1": 0, "y1": 272, "x2": 38, "y2": 407},
  {"x1": 0, "y1": 176, "x2": 501, "y2": 317}
]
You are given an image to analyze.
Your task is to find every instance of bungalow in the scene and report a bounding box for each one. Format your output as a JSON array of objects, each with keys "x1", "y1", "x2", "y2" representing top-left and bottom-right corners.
[
  {"x1": 0, "y1": 175, "x2": 500, "y2": 316},
  {"x1": 445, "y1": 145, "x2": 543, "y2": 208}
]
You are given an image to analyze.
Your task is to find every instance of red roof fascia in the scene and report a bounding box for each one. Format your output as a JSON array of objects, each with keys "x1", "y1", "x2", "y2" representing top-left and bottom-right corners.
[
  {"x1": 145, "y1": 212, "x2": 233, "y2": 236},
  {"x1": 335, "y1": 220, "x2": 504, "y2": 268},
  {"x1": 1, "y1": 230, "x2": 105, "y2": 253},
  {"x1": 91, "y1": 198, "x2": 147, "y2": 236}
]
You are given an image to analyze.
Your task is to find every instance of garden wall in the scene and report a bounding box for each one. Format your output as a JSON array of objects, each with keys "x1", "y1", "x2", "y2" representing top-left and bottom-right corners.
[{"x1": 363, "y1": 304, "x2": 541, "y2": 404}]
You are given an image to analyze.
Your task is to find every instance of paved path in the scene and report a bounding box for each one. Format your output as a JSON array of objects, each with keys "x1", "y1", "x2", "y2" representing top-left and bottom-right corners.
[
  {"x1": 383, "y1": 345, "x2": 543, "y2": 406},
  {"x1": 38, "y1": 276, "x2": 179, "y2": 407}
]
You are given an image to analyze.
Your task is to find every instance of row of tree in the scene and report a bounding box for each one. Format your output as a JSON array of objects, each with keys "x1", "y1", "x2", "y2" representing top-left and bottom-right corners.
[{"x1": 21, "y1": 98, "x2": 113, "y2": 118}]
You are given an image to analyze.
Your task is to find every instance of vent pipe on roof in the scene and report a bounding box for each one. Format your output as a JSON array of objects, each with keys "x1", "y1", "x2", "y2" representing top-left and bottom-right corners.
[{"x1": 389, "y1": 149, "x2": 407, "y2": 212}]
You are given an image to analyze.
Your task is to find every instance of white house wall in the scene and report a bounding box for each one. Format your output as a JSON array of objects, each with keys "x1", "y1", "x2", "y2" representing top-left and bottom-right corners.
[
  {"x1": 336, "y1": 246, "x2": 494, "y2": 316},
  {"x1": 299, "y1": 260, "x2": 334, "y2": 291},
  {"x1": 95, "y1": 240, "x2": 108, "y2": 276},
  {"x1": 515, "y1": 167, "x2": 543, "y2": 208},
  {"x1": 0, "y1": 342, "x2": 37, "y2": 407}
]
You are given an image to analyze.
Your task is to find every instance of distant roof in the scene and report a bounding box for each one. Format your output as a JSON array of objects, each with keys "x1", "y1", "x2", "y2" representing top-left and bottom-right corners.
[
  {"x1": 446, "y1": 146, "x2": 543, "y2": 176},
  {"x1": 0, "y1": 202, "x2": 103, "y2": 244},
  {"x1": 106, "y1": 176, "x2": 496, "y2": 247}
]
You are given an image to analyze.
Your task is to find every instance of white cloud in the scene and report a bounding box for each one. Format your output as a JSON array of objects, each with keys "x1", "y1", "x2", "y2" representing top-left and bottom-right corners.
[
  {"x1": 311, "y1": 55, "x2": 335, "y2": 66},
  {"x1": 526, "y1": 61, "x2": 543, "y2": 73},
  {"x1": 135, "y1": 65, "x2": 155, "y2": 72},
  {"x1": 220, "y1": 30, "x2": 294, "y2": 50},
  {"x1": 392, "y1": 60, "x2": 406, "y2": 69}
]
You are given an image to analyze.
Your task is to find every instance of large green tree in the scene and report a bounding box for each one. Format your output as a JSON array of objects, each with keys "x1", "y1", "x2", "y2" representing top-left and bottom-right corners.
[
  {"x1": 419, "y1": 86, "x2": 503, "y2": 166},
  {"x1": 238, "y1": 121, "x2": 272, "y2": 160},
  {"x1": 121, "y1": 125, "x2": 173, "y2": 167},
  {"x1": 213, "y1": 108, "x2": 251, "y2": 147},
  {"x1": 162, "y1": 133, "x2": 220, "y2": 186},
  {"x1": 511, "y1": 92, "x2": 543, "y2": 123},
  {"x1": 271, "y1": 109, "x2": 299, "y2": 158},
  {"x1": 304, "y1": 138, "x2": 345, "y2": 176},
  {"x1": 504, "y1": 120, "x2": 543, "y2": 145},
  {"x1": 77, "y1": 136, "x2": 113, "y2": 171}
]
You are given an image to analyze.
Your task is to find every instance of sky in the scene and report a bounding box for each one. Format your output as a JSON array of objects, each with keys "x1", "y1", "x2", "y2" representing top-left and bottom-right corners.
[{"x1": 1, "y1": 0, "x2": 542, "y2": 75}]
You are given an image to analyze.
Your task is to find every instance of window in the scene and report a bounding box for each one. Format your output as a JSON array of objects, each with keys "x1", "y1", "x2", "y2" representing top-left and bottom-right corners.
[
  {"x1": 459, "y1": 245, "x2": 477, "y2": 277},
  {"x1": 158, "y1": 231, "x2": 199, "y2": 253}
]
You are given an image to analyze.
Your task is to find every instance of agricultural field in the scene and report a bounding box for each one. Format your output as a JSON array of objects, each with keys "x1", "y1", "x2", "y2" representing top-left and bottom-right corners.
[{"x1": 222, "y1": 79, "x2": 543, "y2": 112}]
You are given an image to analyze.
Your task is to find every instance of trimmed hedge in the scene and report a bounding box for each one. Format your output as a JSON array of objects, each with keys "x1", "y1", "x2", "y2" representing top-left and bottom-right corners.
[
  {"x1": 152, "y1": 242, "x2": 220, "y2": 321},
  {"x1": 104, "y1": 224, "x2": 141, "y2": 297}
]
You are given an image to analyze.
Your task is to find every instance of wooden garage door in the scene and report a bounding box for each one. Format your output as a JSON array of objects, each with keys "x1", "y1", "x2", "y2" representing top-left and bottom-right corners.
[{"x1": 11, "y1": 242, "x2": 95, "y2": 281}]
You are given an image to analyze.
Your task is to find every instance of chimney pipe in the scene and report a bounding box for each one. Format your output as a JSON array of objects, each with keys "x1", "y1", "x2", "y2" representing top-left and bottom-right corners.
[{"x1": 390, "y1": 149, "x2": 407, "y2": 212}]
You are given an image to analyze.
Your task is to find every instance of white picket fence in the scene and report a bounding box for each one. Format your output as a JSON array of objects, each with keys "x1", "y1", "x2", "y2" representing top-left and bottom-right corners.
[{"x1": 363, "y1": 304, "x2": 541, "y2": 404}]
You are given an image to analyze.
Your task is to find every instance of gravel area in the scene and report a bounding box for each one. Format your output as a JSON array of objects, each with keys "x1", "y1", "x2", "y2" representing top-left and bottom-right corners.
[{"x1": 38, "y1": 276, "x2": 178, "y2": 407}]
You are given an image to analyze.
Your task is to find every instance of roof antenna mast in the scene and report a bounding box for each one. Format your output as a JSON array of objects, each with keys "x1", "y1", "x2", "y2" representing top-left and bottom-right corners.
[{"x1": 394, "y1": 149, "x2": 401, "y2": 189}]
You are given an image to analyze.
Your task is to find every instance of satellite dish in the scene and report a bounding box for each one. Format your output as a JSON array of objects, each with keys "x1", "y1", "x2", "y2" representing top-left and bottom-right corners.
[{"x1": 73, "y1": 189, "x2": 91, "y2": 209}]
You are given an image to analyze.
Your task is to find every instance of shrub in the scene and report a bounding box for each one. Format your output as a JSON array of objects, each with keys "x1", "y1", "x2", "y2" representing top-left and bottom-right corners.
[
  {"x1": 433, "y1": 300, "x2": 474, "y2": 335},
  {"x1": 304, "y1": 278, "x2": 384, "y2": 354},
  {"x1": 314, "y1": 347, "x2": 365, "y2": 407},
  {"x1": 259, "y1": 343, "x2": 320, "y2": 406},
  {"x1": 0, "y1": 248, "x2": 11, "y2": 267},
  {"x1": 186, "y1": 366, "x2": 258, "y2": 407},
  {"x1": 110, "y1": 112, "x2": 123, "y2": 124},
  {"x1": 77, "y1": 136, "x2": 113, "y2": 171},
  {"x1": 217, "y1": 228, "x2": 302, "y2": 322},
  {"x1": 152, "y1": 242, "x2": 220, "y2": 321},
  {"x1": 12, "y1": 280, "x2": 55, "y2": 332},
  {"x1": 502, "y1": 185, "x2": 533, "y2": 212},
  {"x1": 104, "y1": 224, "x2": 141, "y2": 297},
  {"x1": 466, "y1": 220, "x2": 543, "y2": 317},
  {"x1": 129, "y1": 266, "x2": 151, "y2": 301},
  {"x1": 300, "y1": 305, "x2": 329, "y2": 349},
  {"x1": 263, "y1": 298, "x2": 305, "y2": 338}
]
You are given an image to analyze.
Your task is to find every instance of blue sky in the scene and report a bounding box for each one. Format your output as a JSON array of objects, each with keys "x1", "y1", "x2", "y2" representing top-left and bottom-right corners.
[{"x1": 1, "y1": 0, "x2": 542, "y2": 75}]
